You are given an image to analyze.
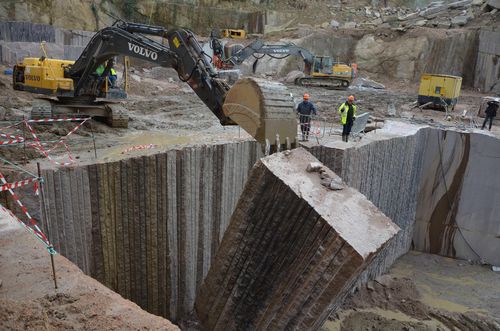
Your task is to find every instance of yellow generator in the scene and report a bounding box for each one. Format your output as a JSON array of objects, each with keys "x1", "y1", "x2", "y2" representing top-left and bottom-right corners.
[
  {"x1": 418, "y1": 74, "x2": 462, "y2": 109},
  {"x1": 222, "y1": 29, "x2": 246, "y2": 39}
]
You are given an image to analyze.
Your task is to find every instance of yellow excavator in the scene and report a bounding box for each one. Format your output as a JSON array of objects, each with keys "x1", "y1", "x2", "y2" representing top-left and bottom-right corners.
[
  {"x1": 210, "y1": 37, "x2": 356, "y2": 88},
  {"x1": 12, "y1": 21, "x2": 297, "y2": 153}
]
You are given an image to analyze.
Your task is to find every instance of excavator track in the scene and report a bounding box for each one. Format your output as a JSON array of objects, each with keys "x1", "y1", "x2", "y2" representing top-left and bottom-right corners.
[
  {"x1": 31, "y1": 99, "x2": 54, "y2": 119},
  {"x1": 30, "y1": 98, "x2": 129, "y2": 128},
  {"x1": 295, "y1": 76, "x2": 350, "y2": 89},
  {"x1": 223, "y1": 78, "x2": 297, "y2": 154},
  {"x1": 105, "y1": 104, "x2": 129, "y2": 128}
]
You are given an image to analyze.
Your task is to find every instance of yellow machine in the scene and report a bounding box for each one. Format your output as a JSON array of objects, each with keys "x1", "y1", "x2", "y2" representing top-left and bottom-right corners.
[
  {"x1": 14, "y1": 57, "x2": 75, "y2": 94},
  {"x1": 222, "y1": 29, "x2": 246, "y2": 39},
  {"x1": 218, "y1": 37, "x2": 357, "y2": 89},
  {"x1": 296, "y1": 56, "x2": 356, "y2": 88},
  {"x1": 418, "y1": 74, "x2": 462, "y2": 109}
]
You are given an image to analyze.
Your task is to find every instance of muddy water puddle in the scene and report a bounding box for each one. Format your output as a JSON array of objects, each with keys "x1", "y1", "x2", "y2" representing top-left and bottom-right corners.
[{"x1": 97, "y1": 129, "x2": 251, "y2": 162}]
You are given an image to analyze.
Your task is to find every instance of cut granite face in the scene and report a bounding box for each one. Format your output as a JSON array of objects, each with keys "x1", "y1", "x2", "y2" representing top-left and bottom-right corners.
[{"x1": 195, "y1": 148, "x2": 399, "y2": 331}]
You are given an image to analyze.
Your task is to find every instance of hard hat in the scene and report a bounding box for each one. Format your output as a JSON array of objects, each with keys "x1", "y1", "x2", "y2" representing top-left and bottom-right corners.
[
  {"x1": 348, "y1": 95, "x2": 355, "y2": 101},
  {"x1": 303, "y1": 93, "x2": 310, "y2": 100}
]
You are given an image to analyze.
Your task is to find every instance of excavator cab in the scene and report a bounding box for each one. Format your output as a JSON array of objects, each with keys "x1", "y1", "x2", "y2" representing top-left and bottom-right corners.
[{"x1": 311, "y1": 56, "x2": 334, "y2": 76}]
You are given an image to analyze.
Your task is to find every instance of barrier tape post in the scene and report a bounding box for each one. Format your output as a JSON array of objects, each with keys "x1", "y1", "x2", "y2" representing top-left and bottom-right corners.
[
  {"x1": 88, "y1": 119, "x2": 98, "y2": 159},
  {"x1": 37, "y1": 162, "x2": 57, "y2": 289},
  {"x1": 22, "y1": 116, "x2": 27, "y2": 165}
]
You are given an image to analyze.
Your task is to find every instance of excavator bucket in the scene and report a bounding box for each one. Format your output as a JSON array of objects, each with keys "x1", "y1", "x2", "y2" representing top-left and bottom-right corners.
[{"x1": 223, "y1": 78, "x2": 297, "y2": 153}]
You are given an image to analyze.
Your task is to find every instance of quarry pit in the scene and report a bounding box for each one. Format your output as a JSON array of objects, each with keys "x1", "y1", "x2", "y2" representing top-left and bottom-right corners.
[{"x1": 1, "y1": 1, "x2": 500, "y2": 330}]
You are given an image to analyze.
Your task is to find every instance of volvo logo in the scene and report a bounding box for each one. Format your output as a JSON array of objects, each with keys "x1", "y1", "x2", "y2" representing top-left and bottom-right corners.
[{"x1": 128, "y1": 42, "x2": 158, "y2": 61}]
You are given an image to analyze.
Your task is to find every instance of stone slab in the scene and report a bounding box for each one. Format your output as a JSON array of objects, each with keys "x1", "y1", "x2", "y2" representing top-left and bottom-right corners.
[{"x1": 195, "y1": 148, "x2": 398, "y2": 331}]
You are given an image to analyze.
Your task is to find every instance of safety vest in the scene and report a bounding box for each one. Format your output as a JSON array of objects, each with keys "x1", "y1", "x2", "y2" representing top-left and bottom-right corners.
[
  {"x1": 338, "y1": 102, "x2": 357, "y2": 125},
  {"x1": 96, "y1": 64, "x2": 105, "y2": 76},
  {"x1": 110, "y1": 68, "x2": 116, "y2": 75}
]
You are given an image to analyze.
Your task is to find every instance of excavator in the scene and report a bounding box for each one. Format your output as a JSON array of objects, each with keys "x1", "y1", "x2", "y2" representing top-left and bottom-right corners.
[
  {"x1": 12, "y1": 21, "x2": 297, "y2": 152},
  {"x1": 211, "y1": 37, "x2": 356, "y2": 89}
]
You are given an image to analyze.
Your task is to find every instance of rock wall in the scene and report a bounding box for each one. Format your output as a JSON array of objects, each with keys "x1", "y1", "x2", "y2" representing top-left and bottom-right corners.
[
  {"x1": 413, "y1": 130, "x2": 500, "y2": 265},
  {"x1": 40, "y1": 141, "x2": 262, "y2": 321},
  {"x1": 253, "y1": 29, "x2": 483, "y2": 87},
  {"x1": 308, "y1": 126, "x2": 500, "y2": 270},
  {"x1": 0, "y1": 21, "x2": 93, "y2": 64},
  {"x1": 474, "y1": 27, "x2": 500, "y2": 93}
]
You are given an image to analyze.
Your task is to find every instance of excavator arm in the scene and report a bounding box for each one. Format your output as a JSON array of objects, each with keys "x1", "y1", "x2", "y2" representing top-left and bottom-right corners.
[
  {"x1": 228, "y1": 40, "x2": 315, "y2": 65},
  {"x1": 68, "y1": 21, "x2": 234, "y2": 125}
]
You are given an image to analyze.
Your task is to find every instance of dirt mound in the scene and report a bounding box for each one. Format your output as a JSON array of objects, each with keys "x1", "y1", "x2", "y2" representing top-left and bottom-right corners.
[
  {"x1": 329, "y1": 260, "x2": 500, "y2": 331},
  {"x1": 0, "y1": 217, "x2": 179, "y2": 331}
]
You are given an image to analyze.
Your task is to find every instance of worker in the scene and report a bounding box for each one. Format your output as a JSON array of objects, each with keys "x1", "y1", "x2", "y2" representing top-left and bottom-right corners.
[
  {"x1": 338, "y1": 95, "x2": 356, "y2": 142},
  {"x1": 96, "y1": 63, "x2": 117, "y2": 88},
  {"x1": 96, "y1": 64, "x2": 105, "y2": 77},
  {"x1": 296, "y1": 93, "x2": 317, "y2": 141},
  {"x1": 109, "y1": 67, "x2": 117, "y2": 88},
  {"x1": 482, "y1": 100, "x2": 498, "y2": 131}
]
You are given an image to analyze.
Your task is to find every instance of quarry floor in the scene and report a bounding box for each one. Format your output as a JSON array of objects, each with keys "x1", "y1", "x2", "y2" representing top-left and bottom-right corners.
[
  {"x1": 325, "y1": 251, "x2": 500, "y2": 331},
  {"x1": 1, "y1": 211, "x2": 499, "y2": 331}
]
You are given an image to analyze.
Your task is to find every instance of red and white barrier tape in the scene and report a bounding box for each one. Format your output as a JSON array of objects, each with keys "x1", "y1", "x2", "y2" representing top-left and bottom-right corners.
[
  {"x1": 25, "y1": 117, "x2": 89, "y2": 123},
  {"x1": 0, "y1": 172, "x2": 49, "y2": 245},
  {"x1": 0, "y1": 133, "x2": 23, "y2": 140},
  {"x1": 122, "y1": 144, "x2": 158, "y2": 154},
  {"x1": 0, "y1": 138, "x2": 24, "y2": 145},
  {"x1": 0, "y1": 203, "x2": 54, "y2": 253},
  {"x1": 24, "y1": 119, "x2": 87, "y2": 167},
  {"x1": 45, "y1": 118, "x2": 90, "y2": 153},
  {"x1": 0, "y1": 177, "x2": 39, "y2": 193}
]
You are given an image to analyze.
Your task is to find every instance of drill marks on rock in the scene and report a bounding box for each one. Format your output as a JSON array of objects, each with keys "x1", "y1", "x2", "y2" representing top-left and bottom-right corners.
[
  {"x1": 40, "y1": 141, "x2": 261, "y2": 322},
  {"x1": 195, "y1": 149, "x2": 398, "y2": 330}
]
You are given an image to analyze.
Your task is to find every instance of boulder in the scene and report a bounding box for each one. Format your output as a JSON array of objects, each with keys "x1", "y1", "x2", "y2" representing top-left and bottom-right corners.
[
  {"x1": 382, "y1": 15, "x2": 399, "y2": 23},
  {"x1": 437, "y1": 20, "x2": 452, "y2": 28},
  {"x1": 343, "y1": 21, "x2": 357, "y2": 29},
  {"x1": 487, "y1": 0, "x2": 500, "y2": 8},
  {"x1": 330, "y1": 19, "x2": 340, "y2": 28},
  {"x1": 398, "y1": 12, "x2": 419, "y2": 21},
  {"x1": 195, "y1": 148, "x2": 399, "y2": 331},
  {"x1": 448, "y1": 0, "x2": 473, "y2": 8},
  {"x1": 284, "y1": 70, "x2": 305, "y2": 83},
  {"x1": 451, "y1": 15, "x2": 470, "y2": 25}
]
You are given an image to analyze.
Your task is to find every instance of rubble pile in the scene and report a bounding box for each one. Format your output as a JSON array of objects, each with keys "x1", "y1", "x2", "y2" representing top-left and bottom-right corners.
[{"x1": 322, "y1": 0, "x2": 499, "y2": 31}]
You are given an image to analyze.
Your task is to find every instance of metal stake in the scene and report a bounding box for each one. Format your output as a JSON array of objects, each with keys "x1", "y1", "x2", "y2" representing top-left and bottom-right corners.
[
  {"x1": 37, "y1": 162, "x2": 57, "y2": 289},
  {"x1": 89, "y1": 119, "x2": 98, "y2": 159},
  {"x1": 50, "y1": 254, "x2": 58, "y2": 289}
]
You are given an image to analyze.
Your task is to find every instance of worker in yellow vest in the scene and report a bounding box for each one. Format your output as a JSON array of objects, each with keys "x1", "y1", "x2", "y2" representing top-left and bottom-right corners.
[
  {"x1": 338, "y1": 95, "x2": 356, "y2": 142},
  {"x1": 96, "y1": 63, "x2": 117, "y2": 88},
  {"x1": 109, "y1": 67, "x2": 117, "y2": 88}
]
